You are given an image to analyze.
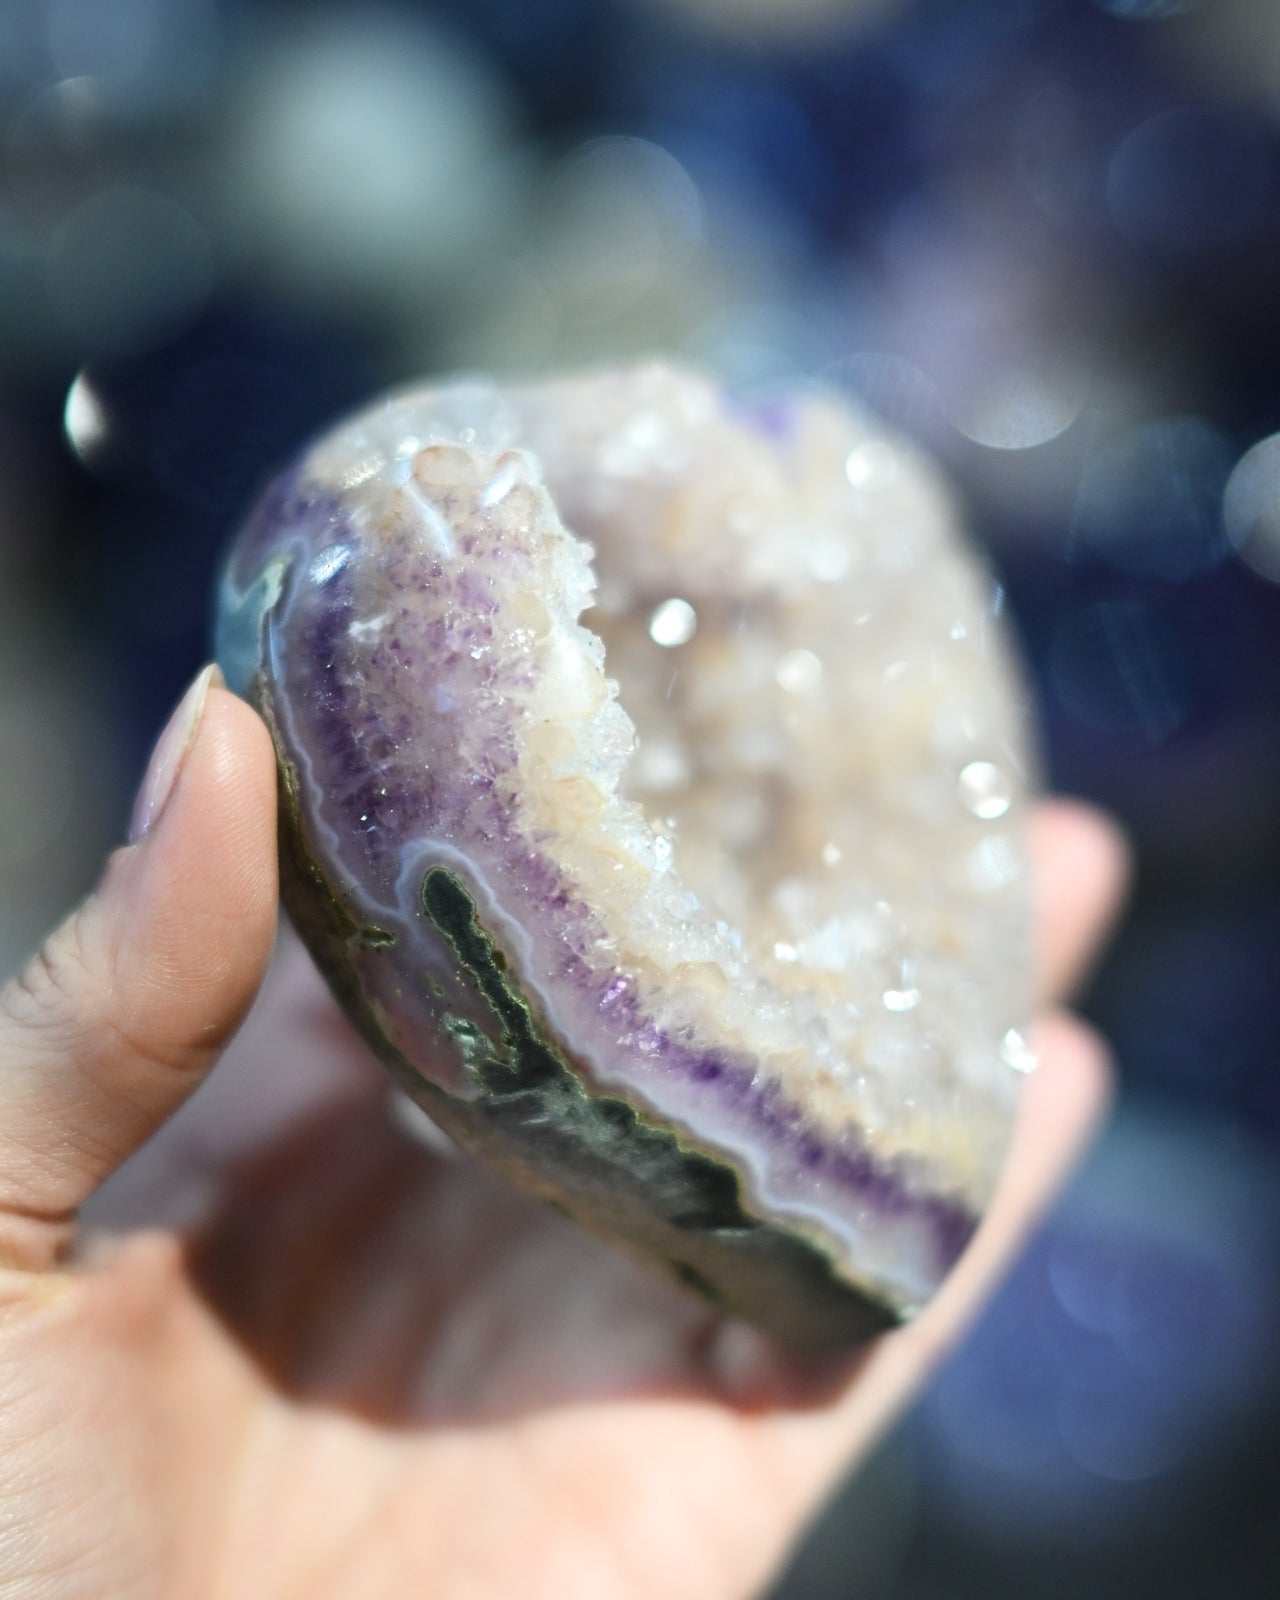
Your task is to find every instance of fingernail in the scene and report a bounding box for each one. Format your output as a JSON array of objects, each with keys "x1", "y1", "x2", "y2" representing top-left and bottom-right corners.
[{"x1": 129, "y1": 664, "x2": 224, "y2": 842}]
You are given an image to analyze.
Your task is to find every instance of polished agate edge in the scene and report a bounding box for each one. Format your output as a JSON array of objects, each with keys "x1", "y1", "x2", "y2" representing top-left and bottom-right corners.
[{"x1": 216, "y1": 364, "x2": 1033, "y2": 1345}]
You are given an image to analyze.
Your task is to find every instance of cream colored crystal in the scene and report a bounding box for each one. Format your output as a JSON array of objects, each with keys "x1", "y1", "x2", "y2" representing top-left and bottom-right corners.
[{"x1": 305, "y1": 362, "x2": 1033, "y2": 1220}]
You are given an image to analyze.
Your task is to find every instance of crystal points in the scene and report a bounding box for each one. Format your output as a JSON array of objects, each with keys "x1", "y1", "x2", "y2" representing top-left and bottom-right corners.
[{"x1": 216, "y1": 361, "x2": 1034, "y2": 1346}]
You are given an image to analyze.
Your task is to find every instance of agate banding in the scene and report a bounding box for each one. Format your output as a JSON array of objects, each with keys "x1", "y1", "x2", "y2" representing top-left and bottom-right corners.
[{"x1": 217, "y1": 363, "x2": 1034, "y2": 1347}]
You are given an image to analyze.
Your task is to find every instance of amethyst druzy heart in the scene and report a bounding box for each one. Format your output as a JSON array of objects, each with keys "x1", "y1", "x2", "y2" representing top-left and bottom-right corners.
[{"x1": 216, "y1": 363, "x2": 1034, "y2": 1347}]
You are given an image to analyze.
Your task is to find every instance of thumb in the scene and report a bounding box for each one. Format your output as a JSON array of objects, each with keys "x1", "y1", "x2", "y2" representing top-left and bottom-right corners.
[{"x1": 0, "y1": 666, "x2": 278, "y2": 1271}]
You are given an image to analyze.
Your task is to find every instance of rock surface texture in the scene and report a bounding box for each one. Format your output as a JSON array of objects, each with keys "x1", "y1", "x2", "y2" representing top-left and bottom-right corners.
[{"x1": 217, "y1": 362, "x2": 1035, "y2": 1347}]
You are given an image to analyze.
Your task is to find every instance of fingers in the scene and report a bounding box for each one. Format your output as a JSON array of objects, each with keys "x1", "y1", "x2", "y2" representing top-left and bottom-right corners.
[
  {"x1": 789, "y1": 809, "x2": 1127, "y2": 1458},
  {"x1": 759, "y1": 1009, "x2": 1112, "y2": 1498},
  {"x1": 885, "y1": 1009, "x2": 1111, "y2": 1408},
  {"x1": 737, "y1": 800, "x2": 1127, "y2": 1524},
  {"x1": 1030, "y1": 799, "x2": 1130, "y2": 1004},
  {"x1": 811, "y1": 1012, "x2": 1111, "y2": 1434},
  {"x1": 0, "y1": 673, "x2": 278, "y2": 1270},
  {"x1": 923, "y1": 1009, "x2": 1112, "y2": 1340}
]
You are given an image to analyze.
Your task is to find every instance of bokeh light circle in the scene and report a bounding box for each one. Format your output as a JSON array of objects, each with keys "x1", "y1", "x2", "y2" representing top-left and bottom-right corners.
[
  {"x1": 1223, "y1": 433, "x2": 1280, "y2": 584},
  {"x1": 47, "y1": 187, "x2": 214, "y2": 355}
]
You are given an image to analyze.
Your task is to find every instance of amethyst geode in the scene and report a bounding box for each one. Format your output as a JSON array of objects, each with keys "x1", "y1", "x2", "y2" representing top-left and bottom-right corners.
[{"x1": 216, "y1": 363, "x2": 1034, "y2": 1347}]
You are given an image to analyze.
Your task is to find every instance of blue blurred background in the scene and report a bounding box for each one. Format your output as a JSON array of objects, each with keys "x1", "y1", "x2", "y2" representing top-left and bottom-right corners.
[{"x1": 1, "y1": 1, "x2": 1278, "y2": 1593}]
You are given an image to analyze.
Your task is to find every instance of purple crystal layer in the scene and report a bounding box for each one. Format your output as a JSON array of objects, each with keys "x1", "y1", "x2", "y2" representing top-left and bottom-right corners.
[{"x1": 217, "y1": 365, "x2": 1034, "y2": 1328}]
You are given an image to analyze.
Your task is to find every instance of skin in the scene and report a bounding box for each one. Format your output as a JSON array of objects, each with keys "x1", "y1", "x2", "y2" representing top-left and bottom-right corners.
[{"x1": 0, "y1": 685, "x2": 1128, "y2": 1600}]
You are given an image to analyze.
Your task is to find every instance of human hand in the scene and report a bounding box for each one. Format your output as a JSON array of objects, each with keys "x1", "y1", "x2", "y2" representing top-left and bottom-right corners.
[{"x1": 0, "y1": 669, "x2": 1127, "y2": 1600}]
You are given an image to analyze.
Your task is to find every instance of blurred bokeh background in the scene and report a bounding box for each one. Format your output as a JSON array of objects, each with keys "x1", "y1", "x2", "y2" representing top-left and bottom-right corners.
[{"x1": 2, "y1": 0, "x2": 1278, "y2": 1593}]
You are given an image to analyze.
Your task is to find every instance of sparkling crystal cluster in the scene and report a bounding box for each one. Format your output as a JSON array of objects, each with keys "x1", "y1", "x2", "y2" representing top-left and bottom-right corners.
[{"x1": 217, "y1": 362, "x2": 1034, "y2": 1345}]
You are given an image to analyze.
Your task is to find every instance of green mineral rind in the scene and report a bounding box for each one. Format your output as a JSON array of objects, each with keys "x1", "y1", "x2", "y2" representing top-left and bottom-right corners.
[
  {"x1": 265, "y1": 673, "x2": 898, "y2": 1348},
  {"x1": 417, "y1": 866, "x2": 900, "y2": 1347}
]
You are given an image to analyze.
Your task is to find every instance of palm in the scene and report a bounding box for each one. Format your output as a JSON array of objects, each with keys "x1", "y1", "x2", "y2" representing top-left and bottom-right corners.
[{"x1": 62, "y1": 942, "x2": 857, "y2": 1599}]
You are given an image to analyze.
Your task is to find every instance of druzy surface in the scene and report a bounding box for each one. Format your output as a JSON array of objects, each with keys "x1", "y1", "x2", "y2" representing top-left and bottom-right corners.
[{"x1": 217, "y1": 362, "x2": 1034, "y2": 1345}]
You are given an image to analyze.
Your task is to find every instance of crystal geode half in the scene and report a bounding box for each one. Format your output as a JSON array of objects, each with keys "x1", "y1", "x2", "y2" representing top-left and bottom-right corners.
[{"x1": 217, "y1": 362, "x2": 1034, "y2": 1347}]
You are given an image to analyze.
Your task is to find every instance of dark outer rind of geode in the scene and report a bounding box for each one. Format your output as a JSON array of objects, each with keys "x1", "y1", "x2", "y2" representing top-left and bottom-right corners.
[{"x1": 264, "y1": 657, "x2": 898, "y2": 1347}]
